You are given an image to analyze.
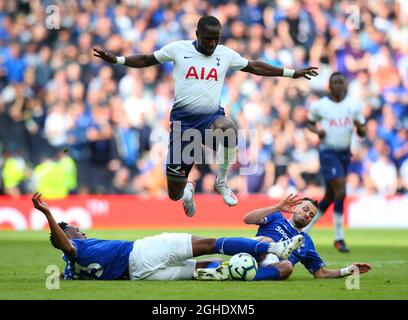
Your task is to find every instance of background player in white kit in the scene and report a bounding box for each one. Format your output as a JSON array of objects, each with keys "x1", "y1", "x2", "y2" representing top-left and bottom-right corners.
[
  {"x1": 94, "y1": 16, "x2": 318, "y2": 217},
  {"x1": 303, "y1": 72, "x2": 366, "y2": 252}
]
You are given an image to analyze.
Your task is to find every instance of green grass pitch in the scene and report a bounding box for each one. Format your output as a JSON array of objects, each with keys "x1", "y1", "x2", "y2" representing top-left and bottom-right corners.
[{"x1": 1, "y1": 228, "x2": 407, "y2": 300}]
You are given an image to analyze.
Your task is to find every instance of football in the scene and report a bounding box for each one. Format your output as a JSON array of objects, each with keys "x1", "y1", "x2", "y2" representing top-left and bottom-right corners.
[{"x1": 228, "y1": 253, "x2": 258, "y2": 281}]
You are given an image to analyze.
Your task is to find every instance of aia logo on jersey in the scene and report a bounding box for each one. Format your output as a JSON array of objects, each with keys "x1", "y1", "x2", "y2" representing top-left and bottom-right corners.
[
  {"x1": 329, "y1": 117, "x2": 351, "y2": 128},
  {"x1": 185, "y1": 66, "x2": 218, "y2": 81}
]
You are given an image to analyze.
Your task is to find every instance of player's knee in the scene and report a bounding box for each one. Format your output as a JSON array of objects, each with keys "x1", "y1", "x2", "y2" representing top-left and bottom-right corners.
[
  {"x1": 192, "y1": 237, "x2": 217, "y2": 255},
  {"x1": 214, "y1": 118, "x2": 237, "y2": 133},
  {"x1": 211, "y1": 118, "x2": 238, "y2": 148},
  {"x1": 334, "y1": 190, "x2": 346, "y2": 200},
  {"x1": 323, "y1": 194, "x2": 334, "y2": 203},
  {"x1": 203, "y1": 239, "x2": 217, "y2": 252},
  {"x1": 278, "y1": 261, "x2": 293, "y2": 280},
  {"x1": 222, "y1": 121, "x2": 237, "y2": 133}
]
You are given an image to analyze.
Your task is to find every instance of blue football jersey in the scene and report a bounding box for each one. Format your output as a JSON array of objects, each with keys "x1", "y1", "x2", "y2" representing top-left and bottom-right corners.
[
  {"x1": 63, "y1": 239, "x2": 134, "y2": 280},
  {"x1": 256, "y1": 213, "x2": 325, "y2": 273}
]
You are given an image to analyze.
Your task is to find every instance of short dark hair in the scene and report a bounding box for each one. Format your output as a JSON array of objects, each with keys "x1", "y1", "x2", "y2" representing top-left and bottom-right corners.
[
  {"x1": 329, "y1": 71, "x2": 345, "y2": 82},
  {"x1": 197, "y1": 16, "x2": 221, "y2": 32},
  {"x1": 301, "y1": 197, "x2": 319, "y2": 209},
  {"x1": 50, "y1": 221, "x2": 69, "y2": 249}
]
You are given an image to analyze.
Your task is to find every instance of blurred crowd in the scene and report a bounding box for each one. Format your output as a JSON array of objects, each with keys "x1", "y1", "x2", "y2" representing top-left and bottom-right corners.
[{"x1": 0, "y1": 0, "x2": 407, "y2": 199}]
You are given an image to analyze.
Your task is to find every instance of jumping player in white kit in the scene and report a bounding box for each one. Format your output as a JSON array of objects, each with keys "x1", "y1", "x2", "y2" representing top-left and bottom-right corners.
[
  {"x1": 94, "y1": 16, "x2": 318, "y2": 217},
  {"x1": 303, "y1": 72, "x2": 366, "y2": 252}
]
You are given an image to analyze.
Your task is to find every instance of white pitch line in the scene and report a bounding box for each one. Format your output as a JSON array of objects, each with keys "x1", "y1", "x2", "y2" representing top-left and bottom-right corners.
[{"x1": 324, "y1": 260, "x2": 407, "y2": 266}]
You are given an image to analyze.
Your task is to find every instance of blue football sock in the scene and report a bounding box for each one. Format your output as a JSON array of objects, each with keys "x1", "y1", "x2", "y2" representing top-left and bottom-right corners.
[
  {"x1": 318, "y1": 198, "x2": 331, "y2": 213},
  {"x1": 253, "y1": 266, "x2": 281, "y2": 281},
  {"x1": 215, "y1": 237, "x2": 270, "y2": 256},
  {"x1": 334, "y1": 198, "x2": 344, "y2": 214}
]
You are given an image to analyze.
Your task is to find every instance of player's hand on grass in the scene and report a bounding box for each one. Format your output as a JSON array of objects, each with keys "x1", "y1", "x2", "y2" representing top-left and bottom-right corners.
[
  {"x1": 93, "y1": 48, "x2": 118, "y2": 64},
  {"x1": 276, "y1": 194, "x2": 302, "y2": 213},
  {"x1": 350, "y1": 262, "x2": 372, "y2": 274},
  {"x1": 293, "y1": 67, "x2": 319, "y2": 80},
  {"x1": 32, "y1": 192, "x2": 51, "y2": 215}
]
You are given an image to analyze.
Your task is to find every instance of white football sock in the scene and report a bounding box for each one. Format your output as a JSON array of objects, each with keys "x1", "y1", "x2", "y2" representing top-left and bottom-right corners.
[
  {"x1": 334, "y1": 212, "x2": 345, "y2": 241},
  {"x1": 217, "y1": 146, "x2": 237, "y2": 181},
  {"x1": 182, "y1": 187, "x2": 192, "y2": 202}
]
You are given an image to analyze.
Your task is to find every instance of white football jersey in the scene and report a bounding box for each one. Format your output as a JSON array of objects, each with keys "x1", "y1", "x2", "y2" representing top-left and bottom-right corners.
[
  {"x1": 154, "y1": 40, "x2": 248, "y2": 115},
  {"x1": 308, "y1": 95, "x2": 365, "y2": 150}
]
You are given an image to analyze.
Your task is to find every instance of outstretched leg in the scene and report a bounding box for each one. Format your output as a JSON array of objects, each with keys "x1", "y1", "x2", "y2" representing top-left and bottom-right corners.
[
  {"x1": 192, "y1": 238, "x2": 296, "y2": 281},
  {"x1": 167, "y1": 178, "x2": 196, "y2": 217},
  {"x1": 130, "y1": 233, "x2": 302, "y2": 281},
  {"x1": 330, "y1": 177, "x2": 349, "y2": 252},
  {"x1": 191, "y1": 235, "x2": 304, "y2": 260},
  {"x1": 166, "y1": 119, "x2": 197, "y2": 217},
  {"x1": 191, "y1": 236, "x2": 271, "y2": 257},
  {"x1": 207, "y1": 117, "x2": 239, "y2": 206},
  {"x1": 254, "y1": 261, "x2": 294, "y2": 281},
  {"x1": 303, "y1": 182, "x2": 334, "y2": 233}
]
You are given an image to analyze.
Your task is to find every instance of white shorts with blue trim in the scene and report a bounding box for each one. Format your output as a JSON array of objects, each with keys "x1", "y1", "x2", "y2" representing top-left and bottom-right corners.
[{"x1": 128, "y1": 233, "x2": 196, "y2": 280}]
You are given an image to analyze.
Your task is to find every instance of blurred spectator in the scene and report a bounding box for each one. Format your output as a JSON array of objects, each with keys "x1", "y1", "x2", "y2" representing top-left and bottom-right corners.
[
  {"x1": 400, "y1": 159, "x2": 408, "y2": 194},
  {"x1": 31, "y1": 151, "x2": 76, "y2": 200},
  {"x1": 368, "y1": 147, "x2": 398, "y2": 195},
  {"x1": 1, "y1": 149, "x2": 28, "y2": 197},
  {"x1": 44, "y1": 101, "x2": 72, "y2": 150},
  {"x1": 346, "y1": 172, "x2": 365, "y2": 196},
  {"x1": 267, "y1": 175, "x2": 297, "y2": 199}
]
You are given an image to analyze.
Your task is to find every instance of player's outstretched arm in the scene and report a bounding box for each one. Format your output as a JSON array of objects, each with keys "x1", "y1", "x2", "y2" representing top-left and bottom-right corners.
[
  {"x1": 241, "y1": 61, "x2": 318, "y2": 80},
  {"x1": 93, "y1": 48, "x2": 159, "y2": 68},
  {"x1": 313, "y1": 262, "x2": 372, "y2": 279},
  {"x1": 243, "y1": 194, "x2": 301, "y2": 225},
  {"x1": 31, "y1": 193, "x2": 76, "y2": 258}
]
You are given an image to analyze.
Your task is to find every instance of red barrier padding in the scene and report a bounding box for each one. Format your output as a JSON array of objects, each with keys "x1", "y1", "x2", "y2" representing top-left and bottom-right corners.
[{"x1": 0, "y1": 194, "x2": 339, "y2": 230}]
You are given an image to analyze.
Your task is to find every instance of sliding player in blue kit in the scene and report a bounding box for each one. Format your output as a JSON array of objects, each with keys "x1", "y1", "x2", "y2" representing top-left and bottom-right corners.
[
  {"x1": 188, "y1": 194, "x2": 372, "y2": 281},
  {"x1": 32, "y1": 192, "x2": 303, "y2": 280},
  {"x1": 242, "y1": 194, "x2": 372, "y2": 280}
]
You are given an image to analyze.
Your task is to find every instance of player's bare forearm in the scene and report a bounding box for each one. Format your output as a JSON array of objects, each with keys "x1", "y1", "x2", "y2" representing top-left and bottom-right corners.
[
  {"x1": 122, "y1": 54, "x2": 160, "y2": 68},
  {"x1": 314, "y1": 263, "x2": 372, "y2": 279},
  {"x1": 241, "y1": 61, "x2": 318, "y2": 79},
  {"x1": 313, "y1": 268, "x2": 342, "y2": 279},
  {"x1": 241, "y1": 61, "x2": 283, "y2": 76},
  {"x1": 244, "y1": 194, "x2": 300, "y2": 224},
  {"x1": 32, "y1": 193, "x2": 76, "y2": 257},
  {"x1": 93, "y1": 48, "x2": 159, "y2": 68},
  {"x1": 46, "y1": 214, "x2": 76, "y2": 257},
  {"x1": 243, "y1": 204, "x2": 281, "y2": 224}
]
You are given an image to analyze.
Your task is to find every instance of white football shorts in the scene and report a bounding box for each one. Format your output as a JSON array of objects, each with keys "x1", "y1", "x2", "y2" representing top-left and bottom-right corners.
[{"x1": 128, "y1": 233, "x2": 196, "y2": 280}]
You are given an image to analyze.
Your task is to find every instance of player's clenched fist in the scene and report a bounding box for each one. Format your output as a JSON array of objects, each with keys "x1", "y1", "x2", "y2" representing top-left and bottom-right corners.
[{"x1": 93, "y1": 48, "x2": 117, "y2": 64}]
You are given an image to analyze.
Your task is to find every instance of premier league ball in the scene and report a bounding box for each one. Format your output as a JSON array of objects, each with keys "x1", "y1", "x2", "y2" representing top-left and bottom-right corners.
[{"x1": 228, "y1": 253, "x2": 258, "y2": 281}]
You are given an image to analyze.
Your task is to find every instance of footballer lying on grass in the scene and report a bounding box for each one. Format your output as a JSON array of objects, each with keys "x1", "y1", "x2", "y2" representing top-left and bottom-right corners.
[
  {"x1": 241, "y1": 194, "x2": 372, "y2": 280},
  {"x1": 32, "y1": 192, "x2": 303, "y2": 280}
]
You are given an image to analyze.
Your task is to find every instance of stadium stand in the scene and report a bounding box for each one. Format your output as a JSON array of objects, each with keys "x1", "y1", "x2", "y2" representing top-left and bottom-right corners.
[{"x1": 0, "y1": 0, "x2": 407, "y2": 199}]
